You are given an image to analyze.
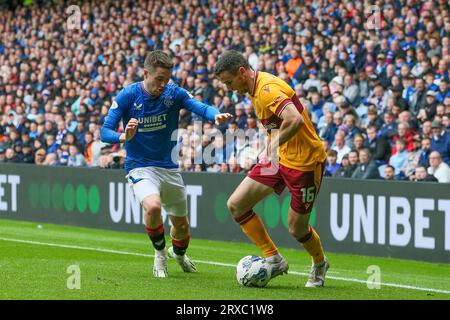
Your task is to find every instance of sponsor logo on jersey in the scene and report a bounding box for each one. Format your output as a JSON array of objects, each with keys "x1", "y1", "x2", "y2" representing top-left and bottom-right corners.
[
  {"x1": 269, "y1": 95, "x2": 284, "y2": 108},
  {"x1": 137, "y1": 114, "x2": 168, "y2": 132},
  {"x1": 137, "y1": 114, "x2": 167, "y2": 124},
  {"x1": 111, "y1": 101, "x2": 118, "y2": 109},
  {"x1": 273, "y1": 95, "x2": 283, "y2": 104}
]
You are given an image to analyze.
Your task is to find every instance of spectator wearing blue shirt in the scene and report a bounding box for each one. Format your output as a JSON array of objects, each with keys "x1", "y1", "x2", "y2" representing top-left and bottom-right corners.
[
  {"x1": 424, "y1": 71, "x2": 439, "y2": 92},
  {"x1": 67, "y1": 144, "x2": 86, "y2": 167},
  {"x1": 379, "y1": 112, "x2": 397, "y2": 140},
  {"x1": 45, "y1": 135, "x2": 58, "y2": 154},
  {"x1": 233, "y1": 104, "x2": 248, "y2": 129},
  {"x1": 74, "y1": 121, "x2": 87, "y2": 147},
  {"x1": 342, "y1": 114, "x2": 362, "y2": 149},
  {"x1": 29, "y1": 121, "x2": 39, "y2": 140},
  {"x1": 430, "y1": 121, "x2": 450, "y2": 165},
  {"x1": 309, "y1": 91, "x2": 324, "y2": 120},
  {"x1": 389, "y1": 138, "x2": 410, "y2": 177},
  {"x1": 436, "y1": 79, "x2": 449, "y2": 103},
  {"x1": 375, "y1": 53, "x2": 387, "y2": 75},
  {"x1": 325, "y1": 149, "x2": 340, "y2": 176},
  {"x1": 319, "y1": 111, "x2": 337, "y2": 144},
  {"x1": 401, "y1": 32, "x2": 416, "y2": 51},
  {"x1": 402, "y1": 74, "x2": 416, "y2": 103}
]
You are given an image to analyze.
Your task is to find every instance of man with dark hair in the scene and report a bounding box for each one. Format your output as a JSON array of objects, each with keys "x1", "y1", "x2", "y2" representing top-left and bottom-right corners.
[
  {"x1": 412, "y1": 165, "x2": 438, "y2": 182},
  {"x1": 214, "y1": 51, "x2": 251, "y2": 86},
  {"x1": 417, "y1": 90, "x2": 439, "y2": 122},
  {"x1": 384, "y1": 165, "x2": 396, "y2": 181},
  {"x1": 293, "y1": 54, "x2": 316, "y2": 84},
  {"x1": 351, "y1": 148, "x2": 380, "y2": 179},
  {"x1": 101, "y1": 50, "x2": 232, "y2": 278},
  {"x1": 365, "y1": 105, "x2": 383, "y2": 129},
  {"x1": 325, "y1": 149, "x2": 340, "y2": 176},
  {"x1": 365, "y1": 125, "x2": 390, "y2": 164},
  {"x1": 215, "y1": 50, "x2": 329, "y2": 288},
  {"x1": 21, "y1": 143, "x2": 34, "y2": 164},
  {"x1": 333, "y1": 154, "x2": 349, "y2": 178},
  {"x1": 199, "y1": 78, "x2": 215, "y2": 104},
  {"x1": 436, "y1": 79, "x2": 448, "y2": 103},
  {"x1": 418, "y1": 137, "x2": 432, "y2": 167},
  {"x1": 410, "y1": 78, "x2": 427, "y2": 115},
  {"x1": 391, "y1": 85, "x2": 408, "y2": 111},
  {"x1": 378, "y1": 111, "x2": 397, "y2": 140},
  {"x1": 345, "y1": 149, "x2": 360, "y2": 177},
  {"x1": 4, "y1": 147, "x2": 19, "y2": 163}
]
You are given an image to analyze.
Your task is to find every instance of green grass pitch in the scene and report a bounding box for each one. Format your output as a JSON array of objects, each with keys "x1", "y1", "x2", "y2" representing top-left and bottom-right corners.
[{"x1": 0, "y1": 219, "x2": 449, "y2": 300}]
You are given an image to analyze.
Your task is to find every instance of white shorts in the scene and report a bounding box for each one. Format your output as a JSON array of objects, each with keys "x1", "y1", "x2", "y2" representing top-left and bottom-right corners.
[{"x1": 126, "y1": 166, "x2": 187, "y2": 217}]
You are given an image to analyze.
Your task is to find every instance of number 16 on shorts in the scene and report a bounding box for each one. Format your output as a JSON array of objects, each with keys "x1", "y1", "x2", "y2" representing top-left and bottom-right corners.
[{"x1": 301, "y1": 186, "x2": 315, "y2": 211}]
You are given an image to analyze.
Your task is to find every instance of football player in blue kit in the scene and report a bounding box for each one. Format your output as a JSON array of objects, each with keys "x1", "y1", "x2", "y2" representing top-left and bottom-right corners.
[{"x1": 101, "y1": 50, "x2": 232, "y2": 277}]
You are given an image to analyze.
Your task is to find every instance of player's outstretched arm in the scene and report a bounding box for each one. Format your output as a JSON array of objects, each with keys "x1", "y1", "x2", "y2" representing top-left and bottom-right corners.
[{"x1": 180, "y1": 88, "x2": 233, "y2": 124}]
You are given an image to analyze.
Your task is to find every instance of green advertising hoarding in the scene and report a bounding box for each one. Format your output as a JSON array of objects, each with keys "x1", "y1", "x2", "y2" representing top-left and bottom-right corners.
[{"x1": 0, "y1": 163, "x2": 449, "y2": 262}]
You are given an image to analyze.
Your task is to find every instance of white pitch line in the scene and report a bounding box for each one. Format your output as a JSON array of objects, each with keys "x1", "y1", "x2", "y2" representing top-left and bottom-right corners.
[{"x1": 1, "y1": 237, "x2": 449, "y2": 295}]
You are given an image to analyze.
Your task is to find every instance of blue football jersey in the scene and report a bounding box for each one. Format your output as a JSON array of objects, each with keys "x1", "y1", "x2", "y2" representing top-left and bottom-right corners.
[{"x1": 100, "y1": 81, "x2": 219, "y2": 173}]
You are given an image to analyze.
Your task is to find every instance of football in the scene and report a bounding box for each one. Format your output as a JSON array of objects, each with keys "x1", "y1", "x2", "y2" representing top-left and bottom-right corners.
[{"x1": 236, "y1": 255, "x2": 271, "y2": 288}]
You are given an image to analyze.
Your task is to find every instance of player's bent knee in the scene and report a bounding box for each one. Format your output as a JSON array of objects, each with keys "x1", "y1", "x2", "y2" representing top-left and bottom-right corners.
[
  {"x1": 288, "y1": 225, "x2": 298, "y2": 238},
  {"x1": 142, "y1": 201, "x2": 161, "y2": 216},
  {"x1": 227, "y1": 198, "x2": 243, "y2": 217}
]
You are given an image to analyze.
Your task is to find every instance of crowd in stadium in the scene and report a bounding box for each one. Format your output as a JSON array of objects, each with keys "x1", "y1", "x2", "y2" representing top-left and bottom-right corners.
[{"x1": 0, "y1": 0, "x2": 449, "y2": 183}]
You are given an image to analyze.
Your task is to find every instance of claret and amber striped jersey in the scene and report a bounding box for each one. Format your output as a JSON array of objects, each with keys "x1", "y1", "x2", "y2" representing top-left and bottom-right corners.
[{"x1": 250, "y1": 71, "x2": 327, "y2": 171}]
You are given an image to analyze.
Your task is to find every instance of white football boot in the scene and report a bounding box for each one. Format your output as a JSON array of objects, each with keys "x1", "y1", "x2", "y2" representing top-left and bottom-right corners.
[
  {"x1": 153, "y1": 248, "x2": 168, "y2": 278},
  {"x1": 168, "y1": 247, "x2": 197, "y2": 273},
  {"x1": 265, "y1": 253, "x2": 289, "y2": 280},
  {"x1": 305, "y1": 257, "x2": 330, "y2": 287}
]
